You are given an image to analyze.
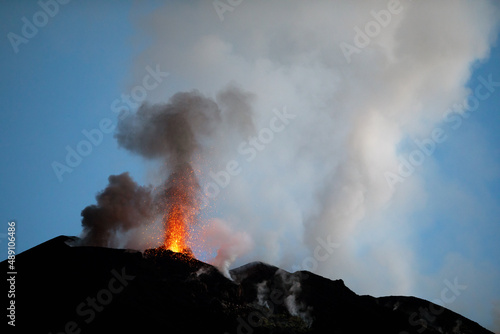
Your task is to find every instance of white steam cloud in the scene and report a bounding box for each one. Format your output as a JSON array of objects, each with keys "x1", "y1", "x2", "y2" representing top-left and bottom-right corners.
[
  {"x1": 202, "y1": 218, "x2": 253, "y2": 278},
  {"x1": 128, "y1": 0, "x2": 500, "y2": 330}
]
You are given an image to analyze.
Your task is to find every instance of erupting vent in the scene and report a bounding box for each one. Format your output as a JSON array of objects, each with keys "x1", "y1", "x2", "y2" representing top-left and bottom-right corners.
[
  {"x1": 164, "y1": 203, "x2": 188, "y2": 253},
  {"x1": 162, "y1": 164, "x2": 200, "y2": 255}
]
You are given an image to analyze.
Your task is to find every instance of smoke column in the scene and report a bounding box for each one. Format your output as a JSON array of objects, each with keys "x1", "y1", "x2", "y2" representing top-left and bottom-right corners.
[
  {"x1": 115, "y1": 91, "x2": 219, "y2": 251},
  {"x1": 80, "y1": 87, "x2": 255, "y2": 254}
]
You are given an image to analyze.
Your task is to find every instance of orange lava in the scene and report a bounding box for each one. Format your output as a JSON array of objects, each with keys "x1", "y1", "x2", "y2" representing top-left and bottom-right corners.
[
  {"x1": 164, "y1": 204, "x2": 188, "y2": 253},
  {"x1": 162, "y1": 164, "x2": 200, "y2": 255}
]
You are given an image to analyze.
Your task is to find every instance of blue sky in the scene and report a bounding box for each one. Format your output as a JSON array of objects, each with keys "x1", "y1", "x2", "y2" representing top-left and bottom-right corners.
[
  {"x1": 412, "y1": 47, "x2": 500, "y2": 271},
  {"x1": 1, "y1": 0, "x2": 139, "y2": 250},
  {"x1": 1, "y1": 0, "x2": 500, "y2": 331}
]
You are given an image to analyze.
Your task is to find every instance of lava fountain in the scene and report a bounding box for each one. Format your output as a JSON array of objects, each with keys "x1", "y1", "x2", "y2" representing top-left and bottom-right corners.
[
  {"x1": 162, "y1": 164, "x2": 200, "y2": 255},
  {"x1": 164, "y1": 204, "x2": 189, "y2": 253}
]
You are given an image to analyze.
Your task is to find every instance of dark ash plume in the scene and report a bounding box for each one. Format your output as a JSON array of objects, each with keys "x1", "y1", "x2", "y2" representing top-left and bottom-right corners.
[
  {"x1": 81, "y1": 172, "x2": 153, "y2": 247},
  {"x1": 80, "y1": 87, "x2": 255, "y2": 249},
  {"x1": 115, "y1": 90, "x2": 222, "y2": 165},
  {"x1": 114, "y1": 90, "x2": 224, "y2": 249}
]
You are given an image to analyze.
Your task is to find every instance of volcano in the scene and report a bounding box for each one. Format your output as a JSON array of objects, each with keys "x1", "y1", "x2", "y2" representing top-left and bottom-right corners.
[{"x1": 2, "y1": 236, "x2": 493, "y2": 334}]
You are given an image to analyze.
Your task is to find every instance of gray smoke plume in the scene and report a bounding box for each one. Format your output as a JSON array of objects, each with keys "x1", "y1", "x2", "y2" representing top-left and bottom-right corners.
[
  {"x1": 81, "y1": 172, "x2": 153, "y2": 247},
  {"x1": 81, "y1": 87, "x2": 255, "y2": 251},
  {"x1": 115, "y1": 91, "x2": 221, "y2": 165},
  {"x1": 115, "y1": 87, "x2": 254, "y2": 165}
]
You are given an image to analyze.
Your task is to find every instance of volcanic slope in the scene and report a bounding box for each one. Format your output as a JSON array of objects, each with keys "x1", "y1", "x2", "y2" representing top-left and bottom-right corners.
[{"x1": 2, "y1": 235, "x2": 493, "y2": 334}]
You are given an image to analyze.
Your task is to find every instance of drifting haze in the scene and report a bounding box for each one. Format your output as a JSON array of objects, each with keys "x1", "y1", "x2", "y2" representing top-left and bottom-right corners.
[{"x1": 121, "y1": 0, "x2": 499, "y2": 330}]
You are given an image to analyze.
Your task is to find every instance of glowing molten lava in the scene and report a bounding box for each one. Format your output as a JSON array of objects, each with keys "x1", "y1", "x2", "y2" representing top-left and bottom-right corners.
[
  {"x1": 162, "y1": 164, "x2": 199, "y2": 255},
  {"x1": 164, "y1": 204, "x2": 188, "y2": 253}
]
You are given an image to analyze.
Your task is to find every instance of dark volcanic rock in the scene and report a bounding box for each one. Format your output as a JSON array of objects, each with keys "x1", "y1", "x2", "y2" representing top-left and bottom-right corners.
[{"x1": 1, "y1": 236, "x2": 493, "y2": 334}]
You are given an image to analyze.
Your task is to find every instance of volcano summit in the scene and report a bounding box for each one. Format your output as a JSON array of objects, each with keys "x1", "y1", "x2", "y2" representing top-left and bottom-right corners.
[{"x1": 1, "y1": 235, "x2": 493, "y2": 334}]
